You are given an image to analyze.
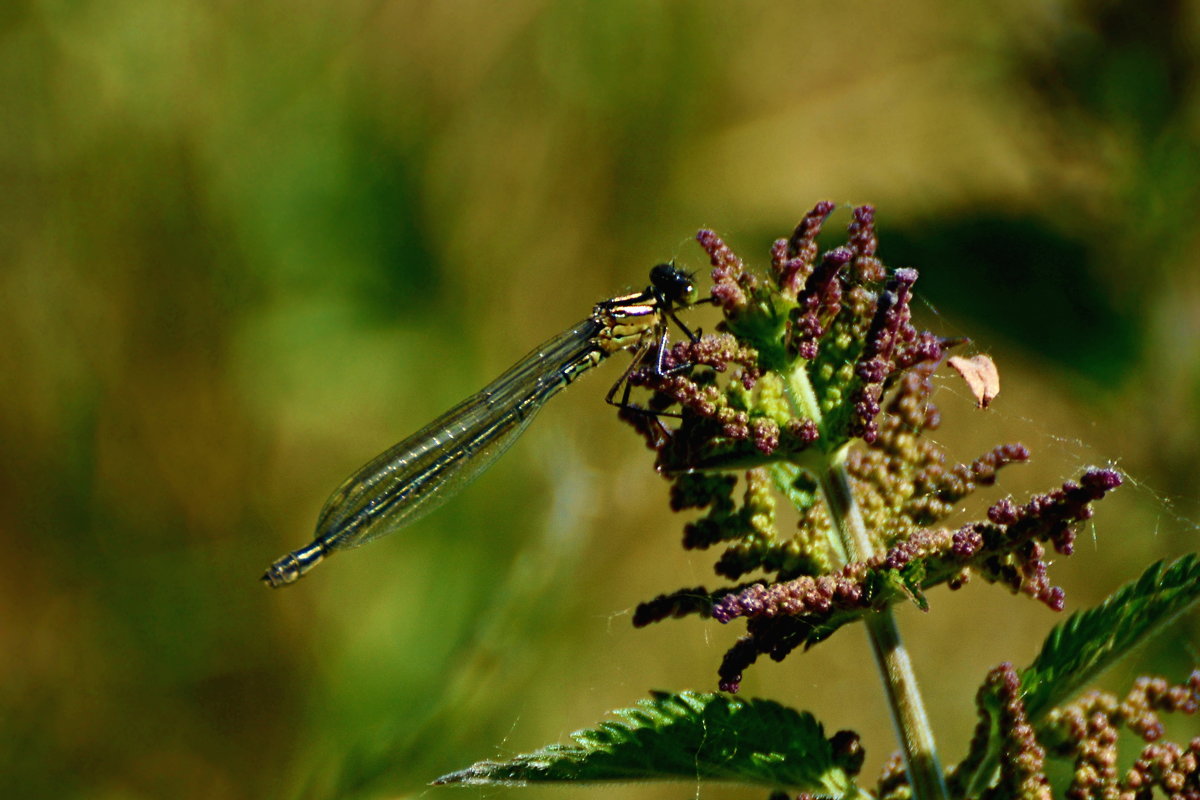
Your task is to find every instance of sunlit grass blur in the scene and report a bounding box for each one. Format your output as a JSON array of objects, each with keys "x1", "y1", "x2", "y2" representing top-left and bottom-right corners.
[{"x1": 2, "y1": 1, "x2": 1198, "y2": 798}]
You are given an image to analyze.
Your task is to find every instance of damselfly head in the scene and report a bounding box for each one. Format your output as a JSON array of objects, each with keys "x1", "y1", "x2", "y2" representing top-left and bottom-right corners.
[{"x1": 649, "y1": 262, "x2": 697, "y2": 307}]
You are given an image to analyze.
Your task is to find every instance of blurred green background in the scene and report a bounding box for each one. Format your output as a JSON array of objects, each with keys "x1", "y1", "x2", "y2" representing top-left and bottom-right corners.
[{"x1": 3, "y1": 1, "x2": 1199, "y2": 798}]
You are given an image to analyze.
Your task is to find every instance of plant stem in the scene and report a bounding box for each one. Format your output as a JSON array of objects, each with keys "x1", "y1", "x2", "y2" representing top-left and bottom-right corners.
[
  {"x1": 822, "y1": 453, "x2": 949, "y2": 800},
  {"x1": 778, "y1": 356, "x2": 948, "y2": 800}
]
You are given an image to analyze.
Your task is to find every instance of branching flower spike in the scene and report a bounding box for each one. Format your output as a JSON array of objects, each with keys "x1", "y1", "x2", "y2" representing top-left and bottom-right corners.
[
  {"x1": 618, "y1": 203, "x2": 1124, "y2": 691},
  {"x1": 436, "y1": 205, "x2": 1193, "y2": 800}
]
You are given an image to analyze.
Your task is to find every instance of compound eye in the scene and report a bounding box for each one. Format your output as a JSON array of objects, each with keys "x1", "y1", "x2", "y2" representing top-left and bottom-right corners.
[{"x1": 650, "y1": 262, "x2": 696, "y2": 304}]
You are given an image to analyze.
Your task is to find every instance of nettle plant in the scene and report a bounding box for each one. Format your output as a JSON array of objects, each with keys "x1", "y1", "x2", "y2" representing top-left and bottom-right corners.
[{"x1": 434, "y1": 204, "x2": 1200, "y2": 800}]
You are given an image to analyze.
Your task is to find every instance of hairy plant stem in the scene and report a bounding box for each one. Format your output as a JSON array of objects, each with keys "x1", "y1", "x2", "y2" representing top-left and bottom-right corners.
[
  {"x1": 779, "y1": 358, "x2": 948, "y2": 800},
  {"x1": 823, "y1": 454, "x2": 949, "y2": 800}
]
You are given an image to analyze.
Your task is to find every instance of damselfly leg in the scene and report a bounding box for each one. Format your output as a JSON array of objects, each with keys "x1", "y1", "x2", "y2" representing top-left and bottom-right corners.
[{"x1": 604, "y1": 275, "x2": 715, "y2": 420}]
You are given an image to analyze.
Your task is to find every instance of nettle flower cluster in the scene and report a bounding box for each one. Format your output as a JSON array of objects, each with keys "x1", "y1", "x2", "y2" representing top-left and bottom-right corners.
[
  {"x1": 936, "y1": 666, "x2": 1200, "y2": 800},
  {"x1": 618, "y1": 203, "x2": 1123, "y2": 693}
]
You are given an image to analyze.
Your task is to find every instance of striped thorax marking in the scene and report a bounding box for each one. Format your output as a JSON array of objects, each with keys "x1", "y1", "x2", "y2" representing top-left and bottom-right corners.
[{"x1": 593, "y1": 293, "x2": 662, "y2": 355}]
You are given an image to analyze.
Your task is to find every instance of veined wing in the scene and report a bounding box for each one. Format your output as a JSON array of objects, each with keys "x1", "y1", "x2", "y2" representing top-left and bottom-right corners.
[{"x1": 314, "y1": 316, "x2": 604, "y2": 551}]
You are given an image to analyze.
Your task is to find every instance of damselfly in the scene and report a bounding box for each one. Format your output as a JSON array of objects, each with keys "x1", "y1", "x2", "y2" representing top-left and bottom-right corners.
[{"x1": 262, "y1": 264, "x2": 702, "y2": 587}]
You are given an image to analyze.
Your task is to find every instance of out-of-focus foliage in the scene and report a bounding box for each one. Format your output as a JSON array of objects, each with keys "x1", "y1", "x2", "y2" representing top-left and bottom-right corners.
[{"x1": 1, "y1": 1, "x2": 1197, "y2": 799}]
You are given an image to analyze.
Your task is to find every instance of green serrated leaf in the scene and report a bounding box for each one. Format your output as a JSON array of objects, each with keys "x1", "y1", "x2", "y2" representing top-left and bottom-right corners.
[
  {"x1": 956, "y1": 554, "x2": 1200, "y2": 799},
  {"x1": 899, "y1": 565, "x2": 930, "y2": 611},
  {"x1": 1020, "y1": 553, "x2": 1200, "y2": 721},
  {"x1": 433, "y1": 691, "x2": 860, "y2": 796}
]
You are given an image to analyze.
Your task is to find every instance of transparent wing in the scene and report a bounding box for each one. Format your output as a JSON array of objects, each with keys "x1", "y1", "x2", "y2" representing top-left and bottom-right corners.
[{"x1": 314, "y1": 317, "x2": 604, "y2": 552}]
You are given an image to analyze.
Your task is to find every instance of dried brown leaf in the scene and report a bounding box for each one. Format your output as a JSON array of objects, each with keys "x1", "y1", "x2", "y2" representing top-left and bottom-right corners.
[{"x1": 948, "y1": 354, "x2": 1000, "y2": 408}]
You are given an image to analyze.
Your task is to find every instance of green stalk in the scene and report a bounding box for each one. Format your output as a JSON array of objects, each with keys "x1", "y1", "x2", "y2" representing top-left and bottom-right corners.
[
  {"x1": 822, "y1": 454, "x2": 949, "y2": 800},
  {"x1": 780, "y1": 359, "x2": 949, "y2": 800}
]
